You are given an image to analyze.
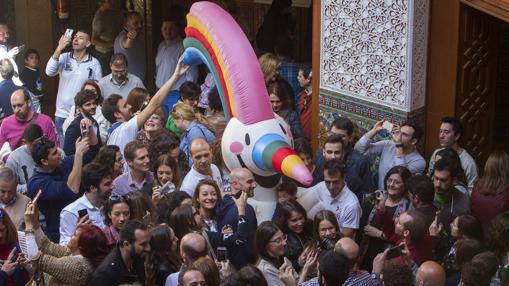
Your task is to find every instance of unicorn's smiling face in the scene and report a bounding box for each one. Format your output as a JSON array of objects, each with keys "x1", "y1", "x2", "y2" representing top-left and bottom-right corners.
[{"x1": 221, "y1": 115, "x2": 312, "y2": 188}]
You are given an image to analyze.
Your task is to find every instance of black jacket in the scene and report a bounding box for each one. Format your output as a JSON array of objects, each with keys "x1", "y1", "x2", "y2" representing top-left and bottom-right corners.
[
  {"x1": 216, "y1": 195, "x2": 258, "y2": 270},
  {"x1": 64, "y1": 113, "x2": 102, "y2": 161},
  {"x1": 88, "y1": 245, "x2": 145, "y2": 286}
]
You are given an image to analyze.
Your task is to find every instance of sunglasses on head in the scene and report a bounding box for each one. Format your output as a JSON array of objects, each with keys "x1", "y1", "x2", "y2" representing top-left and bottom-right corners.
[{"x1": 109, "y1": 195, "x2": 130, "y2": 203}]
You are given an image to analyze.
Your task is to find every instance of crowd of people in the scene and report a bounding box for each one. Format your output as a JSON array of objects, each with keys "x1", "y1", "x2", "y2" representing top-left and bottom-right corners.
[{"x1": 0, "y1": 1, "x2": 508, "y2": 286}]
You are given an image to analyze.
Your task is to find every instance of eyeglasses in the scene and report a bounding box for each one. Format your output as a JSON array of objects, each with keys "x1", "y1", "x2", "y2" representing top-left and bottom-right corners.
[
  {"x1": 269, "y1": 234, "x2": 287, "y2": 244},
  {"x1": 386, "y1": 179, "x2": 403, "y2": 186},
  {"x1": 110, "y1": 195, "x2": 130, "y2": 203}
]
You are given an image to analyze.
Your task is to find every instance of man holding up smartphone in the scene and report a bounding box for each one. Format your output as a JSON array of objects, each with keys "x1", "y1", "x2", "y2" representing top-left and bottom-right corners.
[
  {"x1": 63, "y1": 90, "x2": 101, "y2": 159},
  {"x1": 46, "y1": 28, "x2": 102, "y2": 146}
]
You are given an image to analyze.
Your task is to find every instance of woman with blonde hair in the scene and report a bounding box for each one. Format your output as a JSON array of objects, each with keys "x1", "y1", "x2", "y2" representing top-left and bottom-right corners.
[
  {"x1": 259, "y1": 53, "x2": 281, "y2": 87},
  {"x1": 171, "y1": 103, "x2": 216, "y2": 165},
  {"x1": 471, "y1": 150, "x2": 509, "y2": 233}
]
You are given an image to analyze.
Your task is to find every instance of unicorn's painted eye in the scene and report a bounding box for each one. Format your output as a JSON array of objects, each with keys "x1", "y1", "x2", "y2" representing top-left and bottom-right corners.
[
  {"x1": 279, "y1": 124, "x2": 287, "y2": 135},
  {"x1": 245, "y1": 133, "x2": 251, "y2": 146}
]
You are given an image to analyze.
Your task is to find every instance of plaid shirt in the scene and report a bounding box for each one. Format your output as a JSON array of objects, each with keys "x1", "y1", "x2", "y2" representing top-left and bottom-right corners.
[{"x1": 279, "y1": 57, "x2": 301, "y2": 109}]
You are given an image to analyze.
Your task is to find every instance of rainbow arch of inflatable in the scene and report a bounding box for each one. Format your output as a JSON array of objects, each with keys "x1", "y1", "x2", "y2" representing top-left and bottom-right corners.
[{"x1": 182, "y1": 1, "x2": 313, "y2": 187}]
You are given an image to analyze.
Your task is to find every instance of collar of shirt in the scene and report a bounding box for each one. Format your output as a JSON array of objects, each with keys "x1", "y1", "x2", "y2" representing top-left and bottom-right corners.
[
  {"x1": 127, "y1": 171, "x2": 153, "y2": 190},
  {"x1": 184, "y1": 120, "x2": 199, "y2": 134},
  {"x1": 162, "y1": 37, "x2": 182, "y2": 47},
  {"x1": 81, "y1": 193, "x2": 99, "y2": 211},
  {"x1": 0, "y1": 194, "x2": 16, "y2": 208},
  {"x1": 70, "y1": 52, "x2": 92, "y2": 63},
  {"x1": 329, "y1": 184, "x2": 349, "y2": 204},
  {"x1": 109, "y1": 74, "x2": 129, "y2": 87}
]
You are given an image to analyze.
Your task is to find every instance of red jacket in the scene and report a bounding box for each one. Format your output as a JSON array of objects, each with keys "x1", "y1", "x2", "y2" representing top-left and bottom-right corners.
[{"x1": 377, "y1": 208, "x2": 433, "y2": 265}]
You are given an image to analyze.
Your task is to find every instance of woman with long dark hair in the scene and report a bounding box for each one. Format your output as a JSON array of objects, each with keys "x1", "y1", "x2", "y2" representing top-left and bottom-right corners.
[
  {"x1": 0, "y1": 209, "x2": 29, "y2": 285},
  {"x1": 144, "y1": 224, "x2": 181, "y2": 286},
  {"x1": 151, "y1": 154, "x2": 182, "y2": 204},
  {"x1": 430, "y1": 214, "x2": 483, "y2": 281},
  {"x1": 102, "y1": 194, "x2": 131, "y2": 248},
  {"x1": 255, "y1": 221, "x2": 299, "y2": 286},
  {"x1": 471, "y1": 150, "x2": 509, "y2": 233},
  {"x1": 275, "y1": 200, "x2": 312, "y2": 272},
  {"x1": 192, "y1": 179, "x2": 222, "y2": 232},
  {"x1": 267, "y1": 79, "x2": 302, "y2": 138},
  {"x1": 169, "y1": 192, "x2": 248, "y2": 260}
]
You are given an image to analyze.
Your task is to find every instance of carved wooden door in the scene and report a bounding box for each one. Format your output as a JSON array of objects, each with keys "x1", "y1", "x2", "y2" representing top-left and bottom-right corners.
[{"x1": 456, "y1": 4, "x2": 499, "y2": 166}]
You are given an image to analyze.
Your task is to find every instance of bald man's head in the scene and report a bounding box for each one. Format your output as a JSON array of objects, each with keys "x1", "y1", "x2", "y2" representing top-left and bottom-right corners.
[
  {"x1": 229, "y1": 167, "x2": 256, "y2": 197},
  {"x1": 180, "y1": 233, "x2": 207, "y2": 266},
  {"x1": 334, "y1": 237, "x2": 359, "y2": 261},
  {"x1": 11, "y1": 89, "x2": 32, "y2": 121},
  {"x1": 189, "y1": 138, "x2": 212, "y2": 174},
  {"x1": 415, "y1": 261, "x2": 445, "y2": 286}
]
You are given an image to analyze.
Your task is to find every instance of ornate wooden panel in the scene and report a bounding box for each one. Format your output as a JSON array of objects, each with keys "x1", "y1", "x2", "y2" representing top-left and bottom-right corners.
[{"x1": 456, "y1": 4, "x2": 499, "y2": 166}]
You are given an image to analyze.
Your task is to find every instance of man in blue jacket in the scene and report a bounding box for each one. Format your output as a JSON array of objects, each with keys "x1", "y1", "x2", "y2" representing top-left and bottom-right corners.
[
  {"x1": 27, "y1": 127, "x2": 99, "y2": 242},
  {"x1": 216, "y1": 167, "x2": 258, "y2": 269}
]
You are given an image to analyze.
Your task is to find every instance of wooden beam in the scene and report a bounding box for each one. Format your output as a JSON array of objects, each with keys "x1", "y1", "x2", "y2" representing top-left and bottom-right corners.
[{"x1": 311, "y1": 0, "x2": 321, "y2": 150}]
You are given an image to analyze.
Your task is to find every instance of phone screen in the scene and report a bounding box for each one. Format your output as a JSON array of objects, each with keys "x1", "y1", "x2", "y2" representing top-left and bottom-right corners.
[
  {"x1": 78, "y1": 209, "x2": 88, "y2": 219},
  {"x1": 385, "y1": 245, "x2": 404, "y2": 260},
  {"x1": 233, "y1": 191, "x2": 243, "y2": 199},
  {"x1": 217, "y1": 247, "x2": 227, "y2": 262}
]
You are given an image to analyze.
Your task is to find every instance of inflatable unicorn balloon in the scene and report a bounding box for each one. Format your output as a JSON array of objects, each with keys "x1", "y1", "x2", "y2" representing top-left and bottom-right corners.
[{"x1": 182, "y1": 1, "x2": 313, "y2": 222}]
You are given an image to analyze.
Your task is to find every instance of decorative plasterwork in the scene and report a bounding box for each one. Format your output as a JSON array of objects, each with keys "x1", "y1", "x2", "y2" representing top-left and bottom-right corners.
[{"x1": 319, "y1": 0, "x2": 429, "y2": 112}]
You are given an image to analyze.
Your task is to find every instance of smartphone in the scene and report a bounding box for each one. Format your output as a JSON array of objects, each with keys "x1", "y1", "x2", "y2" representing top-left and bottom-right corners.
[
  {"x1": 160, "y1": 181, "x2": 175, "y2": 195},
  {"x1": 32, "y1": 190, "x2": 43, "y2": 205},
  {"x1": 233, "y1": 190, "x2": 243, "y2": 199},
  {"x1": 64, "y1": 28, "x2": 74, "y2": 39},
  {"x1": 385, "y1": 245, "x2": 404, "y2": 260},
  {"x1": 7, "y1": 247, "x2": 17, "y2": 263},
  {"x1": 217, "y1": 247, "x2": 227, "y2": 262},
  {"x1": 382, "y1": 121, "x2": 394, "y2": 132},
  {"x1": 139, "y1": 100, "x2": 149, "y2": 112},
  {"x1": 78, "y1": 209, "x2": 88, "y2": 219},
  {"x1": 81, "y1": 124, "x2": 88, "y2": 138}
]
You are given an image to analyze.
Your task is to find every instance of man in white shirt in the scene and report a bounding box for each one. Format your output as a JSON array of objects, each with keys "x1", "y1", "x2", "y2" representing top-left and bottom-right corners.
[
  {"x1": 46, "y1": 28, "x2": 102, "y2": 145},
  {"x1": 427, "y1": 116, "x2": 478, "y2": 192},
  {"x1": 311, "y1": 160, "x2": 362, "y2": 238},
  {"x1": 59, "y1": 162, "x2": 113, "y2": 245},
  {"x1": 102, "y1": 57, "x2": 189, "y2": 157},
  {"x1": 98, "y1": 53, "x2": 144, "y2": 99},
  {"x1": 155, "y1": 17, "x2": 198, "y2": 115},
  {"x1": 180, "y1": 138, "x2": 223, "y2": 196}
]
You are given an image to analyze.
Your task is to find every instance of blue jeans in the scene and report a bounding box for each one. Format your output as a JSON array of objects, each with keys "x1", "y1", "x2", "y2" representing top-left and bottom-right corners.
[{"x1": 54, "y1": 116, "x2": 66, "y2": 147}]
